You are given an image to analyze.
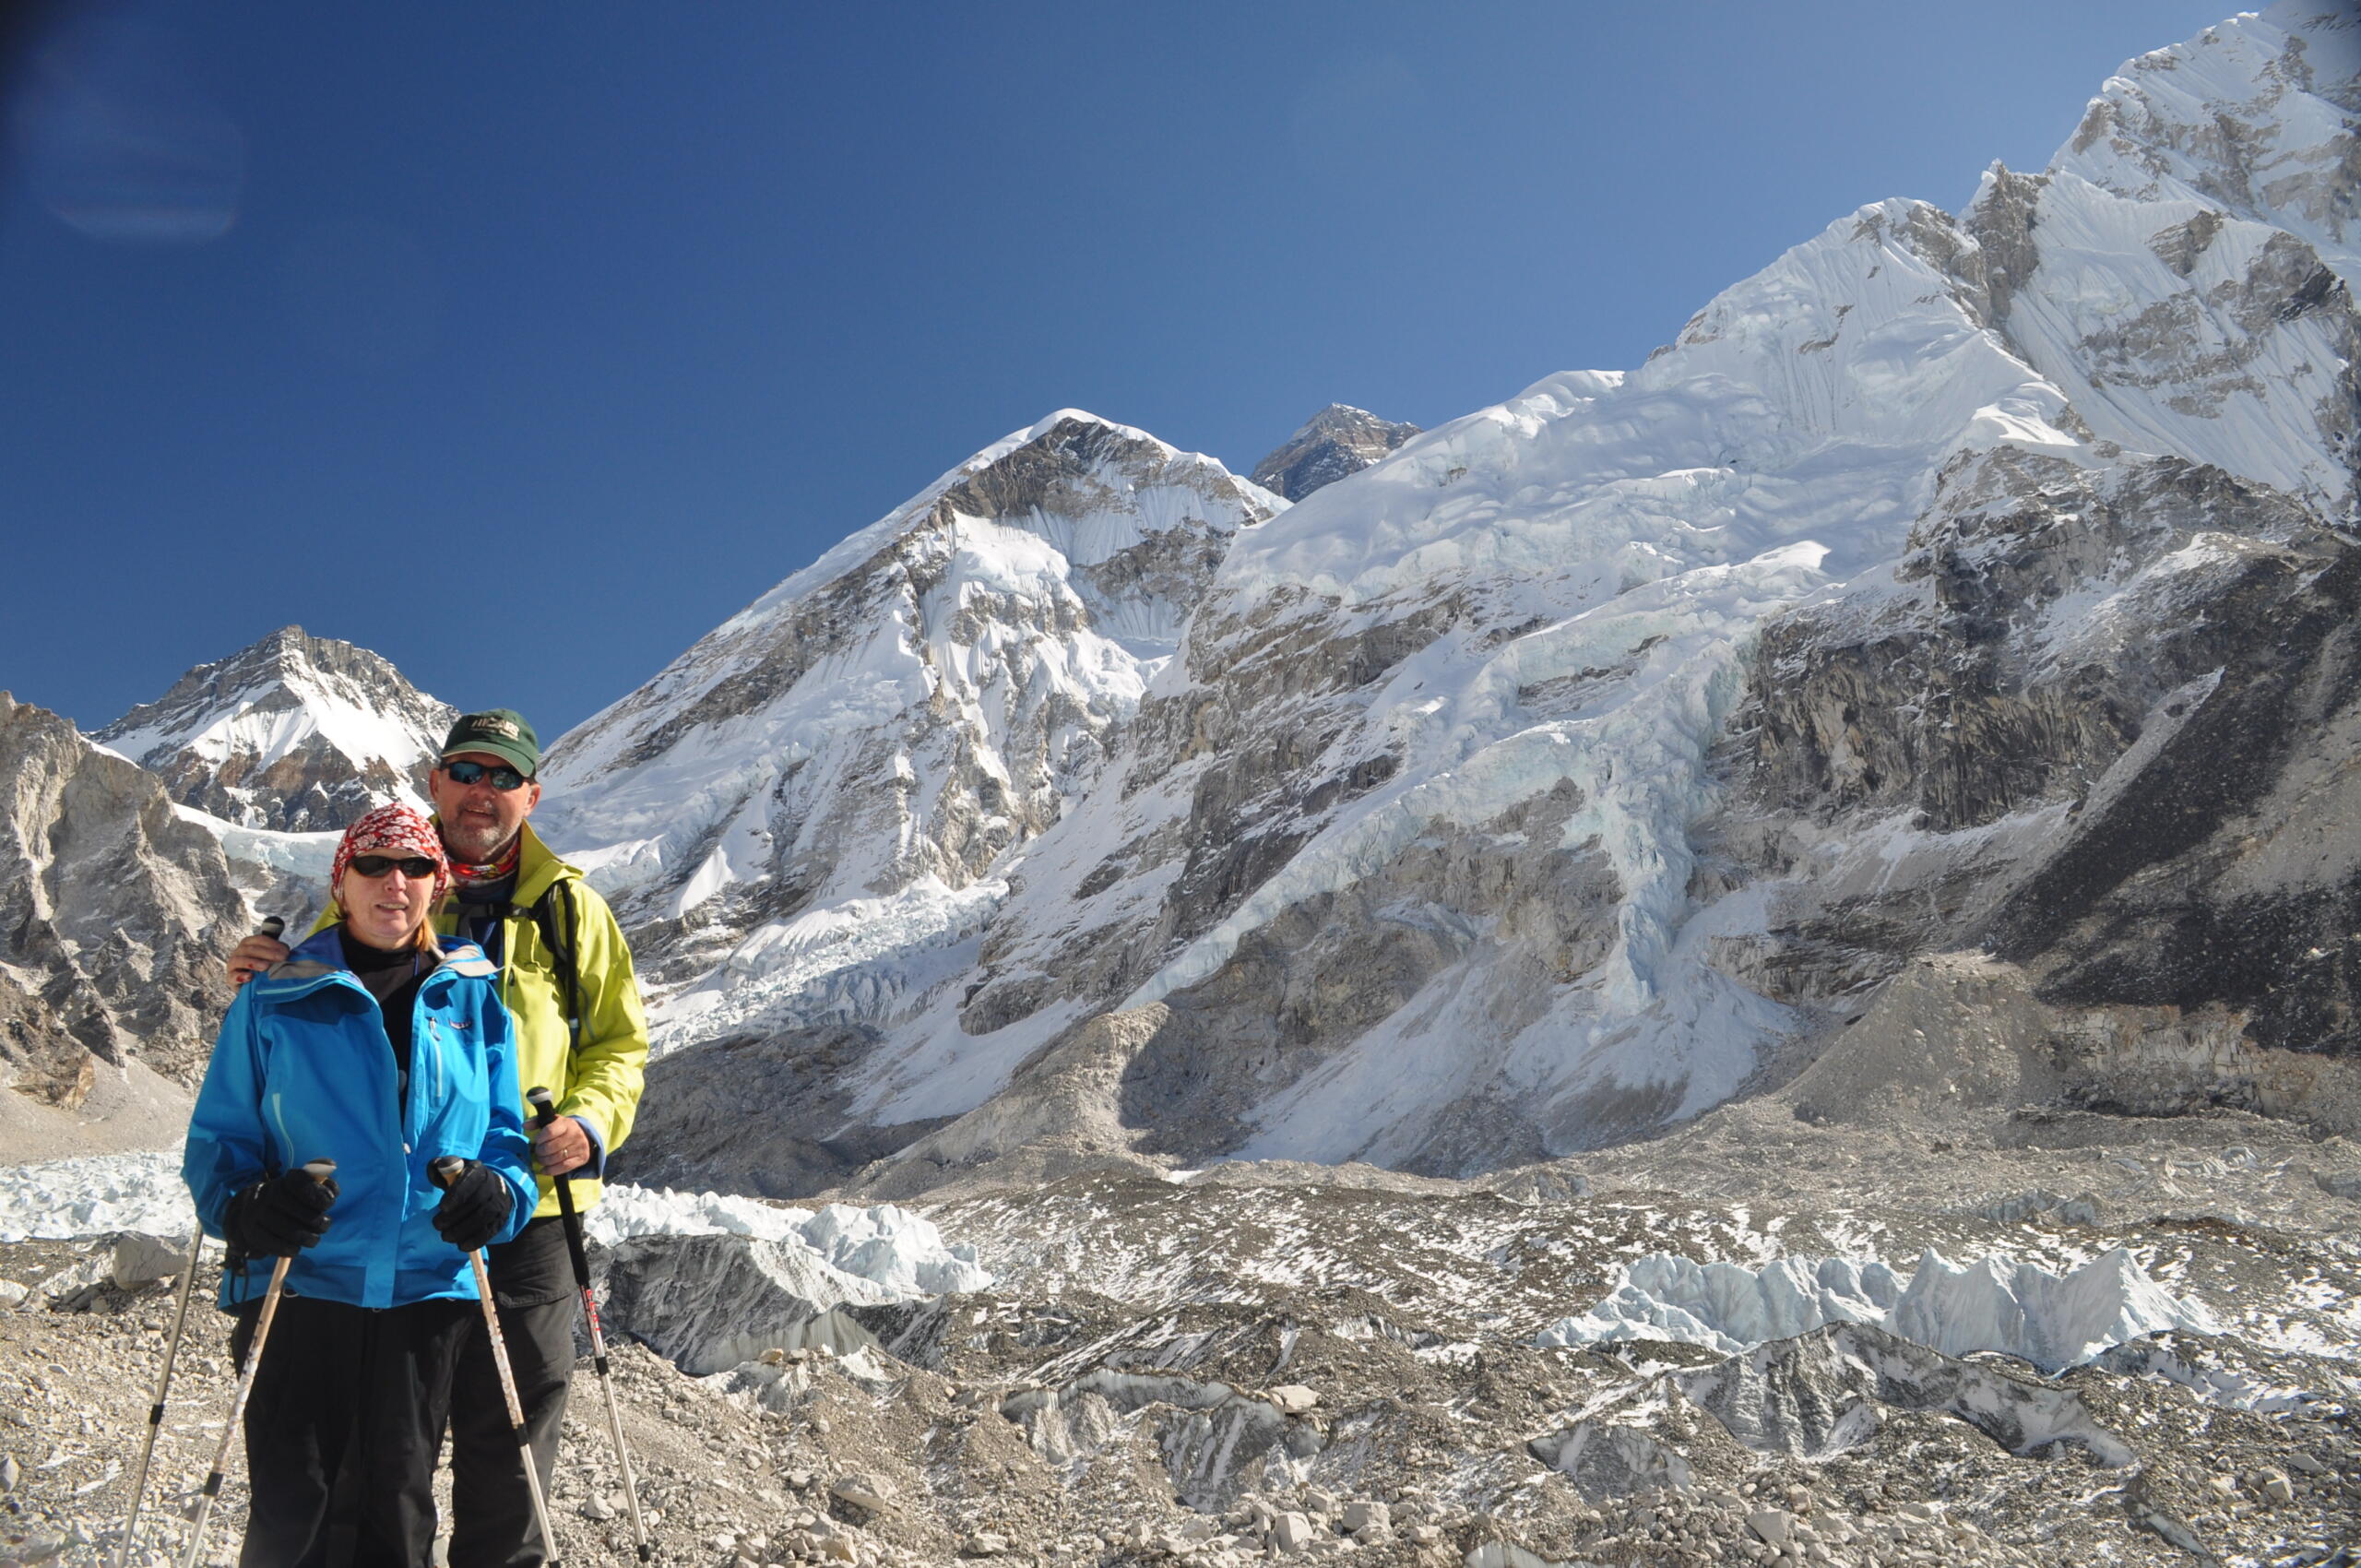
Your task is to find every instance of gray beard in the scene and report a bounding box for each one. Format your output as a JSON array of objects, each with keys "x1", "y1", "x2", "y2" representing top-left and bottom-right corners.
[{"x1": 442, "y1": 823, "x2": 519, "y2": 867}]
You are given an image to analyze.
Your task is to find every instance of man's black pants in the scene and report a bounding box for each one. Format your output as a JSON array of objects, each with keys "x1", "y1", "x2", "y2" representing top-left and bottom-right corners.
[
  {"x1": 446, "y1": 1216, "x2": 576, "y2": 1568},
  {"x1": 232, "y1": 1294, "x2": 475, "y2": 1568}
]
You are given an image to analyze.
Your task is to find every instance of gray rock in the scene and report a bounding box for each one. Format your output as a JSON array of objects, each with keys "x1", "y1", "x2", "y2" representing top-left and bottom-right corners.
[
  {"x1": 829, "y1": 1473, "x2": 894, "y2": 1514},
  {"x1": 598, "y1": 1232, "x2": 896, "y2": 1376},
  {"x1": 0, "y1": 694, "x2": 246, "y2": 1091},
  {"x1": 38, "y1": 1254, "x2": 113, "y2": 1312},
  {"x1": 1269, "y1": 1512, "x2": 1314, "y2": 1553},
  {"x1": 108, "y1": 1233, "x2": 187, "y2": 1290}
]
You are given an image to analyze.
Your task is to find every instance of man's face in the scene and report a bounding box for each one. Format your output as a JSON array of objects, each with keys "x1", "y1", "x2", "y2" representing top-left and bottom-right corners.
[{"x1": 429, "y1": 750, "x2": 542, "y2": 863}]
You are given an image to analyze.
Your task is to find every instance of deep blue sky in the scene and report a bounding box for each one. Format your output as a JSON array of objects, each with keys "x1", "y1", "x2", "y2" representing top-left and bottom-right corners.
[{"x1": 2, "y1": 0, "x2": 2227, "y2": 737}]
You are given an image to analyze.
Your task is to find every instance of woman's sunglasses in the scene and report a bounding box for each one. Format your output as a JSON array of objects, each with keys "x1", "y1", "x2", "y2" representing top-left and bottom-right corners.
[
  {"x1": 441, "y1": 760, "x2": 531, "y2": 791},
  {"x1": 348, "y1": 855, "x2": 439, "y2": 879}
]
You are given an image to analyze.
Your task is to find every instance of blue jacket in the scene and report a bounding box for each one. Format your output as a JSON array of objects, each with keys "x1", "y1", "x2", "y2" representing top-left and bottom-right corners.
[{"x1": 184, "y1": 928, "x2": 537, "y2": 1310}]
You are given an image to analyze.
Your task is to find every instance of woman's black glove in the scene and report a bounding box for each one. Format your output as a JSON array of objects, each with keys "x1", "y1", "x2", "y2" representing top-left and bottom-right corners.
[
  {"x1": 224, "y1": 1168, "x2": 339, "y2": 1257},
  {"x1": 432, "y1": 1160, "x2": 513, "y2": 1253}
]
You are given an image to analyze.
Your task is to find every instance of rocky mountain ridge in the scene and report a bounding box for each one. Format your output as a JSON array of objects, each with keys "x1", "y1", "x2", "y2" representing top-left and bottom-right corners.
[
  {"x1": 0, "y1": 694, "x2": 243, "y2": 1111},
  {"x1": 96, "y1": 624, "x2": 452, "y2": 833}
]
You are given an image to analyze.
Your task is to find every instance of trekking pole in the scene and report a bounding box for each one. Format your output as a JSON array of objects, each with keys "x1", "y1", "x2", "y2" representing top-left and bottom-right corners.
[
  {"x1": 114, "y1": 1216, "x2": 209, "y2": 1568},
  {"x1": 181, "y1": 1157, "x2": 335, "y2": 1568},
  {"x1": 433, "y1": 1156, "x2": 562, "y2": 1566},
  {"x1": 126, "y1": 914, "x2": 285, "y2": 1566},
  {"x1": 528, "y1": 1086, "x2": 652, "y2": 1562}
]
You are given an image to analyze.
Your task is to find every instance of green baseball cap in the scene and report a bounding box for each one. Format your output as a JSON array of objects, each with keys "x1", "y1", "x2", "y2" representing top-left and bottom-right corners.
[{"x1": 439, "y1": 709, "x2": 540, "y2": 778}]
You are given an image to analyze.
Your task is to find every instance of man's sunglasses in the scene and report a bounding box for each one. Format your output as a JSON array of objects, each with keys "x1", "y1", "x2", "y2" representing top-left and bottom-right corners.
[
  {"x1": 440, "y1": 760, "x2": 531, "y2": 791},
  {"x1": 348, "y1": 855, "x2": 439, "y2": 879}
]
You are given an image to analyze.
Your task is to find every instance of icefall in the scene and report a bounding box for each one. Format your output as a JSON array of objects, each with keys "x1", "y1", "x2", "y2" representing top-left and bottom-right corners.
[{"x1": 1537, "y1": 1246, "x2": 2218, "y2": 1372}]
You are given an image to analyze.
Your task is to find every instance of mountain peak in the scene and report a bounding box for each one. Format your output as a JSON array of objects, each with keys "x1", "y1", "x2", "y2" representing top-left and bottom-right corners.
[
  {"x1": 97, "y1": 627, "x2": 454, "y2": 831},
  {"x1": 537, "y1": 410, "x2": 1280, "y2": 1000},
  {"x1": 2052, "y1": 1, "x2": 2360, "y2": 287},
  {"x1": 1250, "y1": 404, "x2": 1422, "y2": 501}
]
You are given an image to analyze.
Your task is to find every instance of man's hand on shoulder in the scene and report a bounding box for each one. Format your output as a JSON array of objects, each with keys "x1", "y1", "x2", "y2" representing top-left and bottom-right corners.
[{"x1": 229, "y1": 935, "x2": 293, "y2": 989}]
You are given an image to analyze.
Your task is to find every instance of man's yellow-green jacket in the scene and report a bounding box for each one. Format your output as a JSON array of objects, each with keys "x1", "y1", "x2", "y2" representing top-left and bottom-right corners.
[{"x1": 310, "y1": 821, "x2": 647, "y2": 1218}]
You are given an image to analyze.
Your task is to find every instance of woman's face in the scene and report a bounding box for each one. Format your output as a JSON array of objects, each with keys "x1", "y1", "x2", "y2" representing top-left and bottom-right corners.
[{"x1": 339, "y1": 856, "x2": 435, "y2": 950}]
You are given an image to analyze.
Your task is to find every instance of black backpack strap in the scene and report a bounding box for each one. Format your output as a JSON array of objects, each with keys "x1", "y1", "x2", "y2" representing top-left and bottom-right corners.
[{"x1": 533, "y1": 880, "x2": 585, "y2": 1054}]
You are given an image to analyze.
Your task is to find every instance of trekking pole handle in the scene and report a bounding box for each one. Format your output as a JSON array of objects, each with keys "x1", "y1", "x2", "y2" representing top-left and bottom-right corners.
[
  {"x1": 257, "y1": 915, "x2": 285, "y2": 941},
  {"x1": 301, "y1": 1158, "x2": 337, "y2": 1183},
  {"x1": 429, "y1": 1156, "x2": 466, "y2": 1191},
  {"x1": 527, "y1": 1085, "x2": 586, "y2": 1190}
]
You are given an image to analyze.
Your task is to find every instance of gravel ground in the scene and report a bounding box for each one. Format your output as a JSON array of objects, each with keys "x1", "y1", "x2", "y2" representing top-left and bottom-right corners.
[{"x1": 4, "y1": 1096, "x2": 2357, "y2": 1568}]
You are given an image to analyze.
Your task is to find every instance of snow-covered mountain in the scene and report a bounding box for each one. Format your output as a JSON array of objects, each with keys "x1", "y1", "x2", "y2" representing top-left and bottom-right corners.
[
  {"x1": 2058, "y1": 4, "x2": 2358, "y2": 288},
  {"x1": 1963, "y1": 3, "x2": 2359, "y2": 515},
  {"x1": 611, "y1": 2, "x2": 2359, "y2": 1196},
  {"x1": 96, "y1": 625, "x2": 453, "y2": 832},
  {"x1": 1250, "y1": 405, "x2": 1422, "y2": 501},
  {"x1": 6, "y1": 5, "x2": 2347, "y2": 1201},
  {"x1": 534, "y1": 413, "x2": 1282, "y2": 1049}
]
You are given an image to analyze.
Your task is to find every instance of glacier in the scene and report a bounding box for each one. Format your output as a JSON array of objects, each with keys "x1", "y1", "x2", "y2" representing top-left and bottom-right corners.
[{"x1": 1537, "y1": 1247, "x2": 2223, "y2": 1373}]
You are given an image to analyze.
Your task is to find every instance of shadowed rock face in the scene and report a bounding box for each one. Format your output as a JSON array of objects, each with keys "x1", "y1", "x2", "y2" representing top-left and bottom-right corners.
[
  {"x1": 96, "y1": 624, "x2": 452, "y2": 832},
  {"x1": 1987, "y1": 546, "x2": 2361, "y2": 1056},
  {"x1": 1730, "y1": 448, "x2": 2361, "y2": 1067},
  {"x1": 1748, "y1": 453, "x2": 2327, "y2": 834},
  {"x1": 0, "y1": 694, "x2": 244, "y2": 1100},
  {"x1": 622, "y1": 1021, "x2": 950, "y2": 1199},
  {"x1": 1249, "y1": 405, "x2": 1421, "y2": 502}
]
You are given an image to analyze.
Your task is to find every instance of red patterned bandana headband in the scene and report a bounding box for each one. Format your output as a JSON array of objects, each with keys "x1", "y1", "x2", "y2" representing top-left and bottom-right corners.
[{"x1": 331, "y1": 802, "x2": 453, "y2": 905}]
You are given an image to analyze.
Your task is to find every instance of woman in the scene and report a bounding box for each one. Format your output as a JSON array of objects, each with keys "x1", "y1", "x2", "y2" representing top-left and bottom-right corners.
[{"x1": 184, "y1": 802, "x2": 537, "y2": 1566}]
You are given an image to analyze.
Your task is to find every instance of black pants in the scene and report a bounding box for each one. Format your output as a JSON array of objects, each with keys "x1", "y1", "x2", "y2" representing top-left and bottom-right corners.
[
  {"x1": 446, "y1": 1217, "x2": 576, "y2": 1568},
  {"x1": 232, "y1": 1295, "x2": 475, "y2": 1568}
]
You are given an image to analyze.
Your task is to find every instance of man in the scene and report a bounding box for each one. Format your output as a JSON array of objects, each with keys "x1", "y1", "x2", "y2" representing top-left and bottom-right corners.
[{"x1": 231, "y1": 709, "x2": 648, "y2": 1568}]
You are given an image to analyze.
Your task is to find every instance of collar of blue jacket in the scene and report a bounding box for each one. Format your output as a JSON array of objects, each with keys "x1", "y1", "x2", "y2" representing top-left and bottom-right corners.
[{"x1": 267, "y1": 923, "x2": 498, "y2": 987}]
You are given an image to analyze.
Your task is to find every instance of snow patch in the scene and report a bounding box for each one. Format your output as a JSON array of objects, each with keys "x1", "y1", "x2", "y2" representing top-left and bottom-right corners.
[
  {"x1": 1539, "y1": 1247, "x2": 2218, "y2": 1372},
  {"x1": 0, "y1": 1149, "x2": 990, "y2": 1298}
]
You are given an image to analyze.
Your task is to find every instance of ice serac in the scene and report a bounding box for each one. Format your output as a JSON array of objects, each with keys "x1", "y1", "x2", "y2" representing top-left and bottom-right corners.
[
  {"x1": 538, "y1": 412, "x2": 1280, "y2": 1162},
  {"x1": 1538, "y1": 1247, "x2": 2216, "y2": 1374},
  {"x1": 96, "y1": 625, "x2": 455, "y2": 832},
  {"x1": 1249, "y1": 404, "x2": 1423, "y2": 502},
  {"x1": 0, "y1": 694, "x2": 245, "y2": 1105}
]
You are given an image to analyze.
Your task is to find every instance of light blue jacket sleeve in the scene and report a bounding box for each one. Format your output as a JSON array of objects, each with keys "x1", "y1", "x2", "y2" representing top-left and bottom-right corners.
[
  {"x1": 474, "y1": 988, "x2": 537, "y2": 1246},
  {"x1": 183, "y1": 985, "x2": 269, "y2": 1239}
]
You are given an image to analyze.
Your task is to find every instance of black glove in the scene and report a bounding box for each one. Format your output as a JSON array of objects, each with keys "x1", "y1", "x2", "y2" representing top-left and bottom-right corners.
[
  {"x1": 224, "y1": 1168, "x2": 338, "y2": 1257},
  {"x1": 432, "y1": 1160, "x2": 513, "y2": 1253}
]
